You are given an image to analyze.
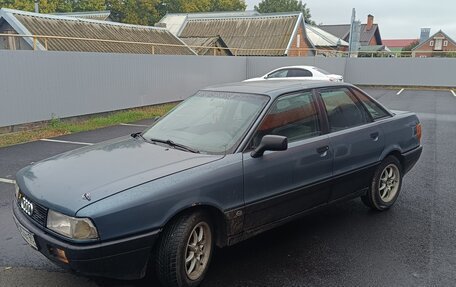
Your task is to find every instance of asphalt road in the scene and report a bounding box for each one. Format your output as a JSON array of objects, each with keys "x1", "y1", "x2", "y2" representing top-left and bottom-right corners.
[{"x1": 1, "y1": 88, "x2": 456, "y2": 286}]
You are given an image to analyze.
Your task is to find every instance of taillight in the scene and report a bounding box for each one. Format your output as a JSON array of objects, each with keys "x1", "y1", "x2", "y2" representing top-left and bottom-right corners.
[{"x1": 416, "y1": 123, "x2": 422, "y2": 143}]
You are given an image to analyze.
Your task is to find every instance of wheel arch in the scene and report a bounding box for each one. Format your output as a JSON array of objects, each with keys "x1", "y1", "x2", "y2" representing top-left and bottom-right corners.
[
  {"x1": 381, "y1": 147, "x2": 405, "y2": 171},
  {"x1": 161, "y1": 203, "x2": 229, "y2": 248}
]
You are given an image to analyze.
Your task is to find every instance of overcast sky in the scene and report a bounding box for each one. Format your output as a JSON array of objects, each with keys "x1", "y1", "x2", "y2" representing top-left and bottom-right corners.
[{"x1": 246, "y1": 0, "x2": 456, "y2": 39}]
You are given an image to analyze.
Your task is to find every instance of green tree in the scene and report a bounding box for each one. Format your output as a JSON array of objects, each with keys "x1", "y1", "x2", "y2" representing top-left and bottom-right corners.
[
  {"x1": 254, "y1": 0, "x2": 314, "y2": 24},
  {"x1": 0, "y1": 0, "x2": 94, "y2": 13},
  {"x1": 1, "y1": 0, "x2": 247, "y2": 26},
  {"x1": 0, "y1": 0, "x2": 35, "y2": 11},
  {"x1": 107, "y1": 0, "x2": 160, "y2": 26},
  {"x1": 0, "y1": 0, "x2": 61, "y2": 13},
  {"x1": 73, "y1": 0, "x2": 105, "y2": 12},
  {"x1": 180, "y1": 0, "x2": 211, "y2": 12},
  {"x1": 210, "y1": 0, "x2": 246, "y2": 11},
  {"x1": 157, "y1": 0, "x2": 245, "y2": 15}
]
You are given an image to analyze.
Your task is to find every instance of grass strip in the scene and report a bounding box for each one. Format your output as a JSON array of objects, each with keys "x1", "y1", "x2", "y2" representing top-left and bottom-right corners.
[{"x1": 0, "y1": 103, "x2": 176, "y2": 148}]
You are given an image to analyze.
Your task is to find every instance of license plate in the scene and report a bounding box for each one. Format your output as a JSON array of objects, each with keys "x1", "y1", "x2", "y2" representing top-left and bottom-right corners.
[{"x1": 14, "y1": 216, "x2": 38, "y2": 250}]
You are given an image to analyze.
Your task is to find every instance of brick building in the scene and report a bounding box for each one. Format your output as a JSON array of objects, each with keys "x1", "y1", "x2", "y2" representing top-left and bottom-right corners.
[{"x1": 412, "y1": 30, "x2": 456, "y2": 57}]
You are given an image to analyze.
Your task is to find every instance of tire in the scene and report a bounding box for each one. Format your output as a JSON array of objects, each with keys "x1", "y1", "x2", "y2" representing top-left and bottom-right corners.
[
  {"x1": 155, "y1": 211, "x2": 214, "y2": 287},
  {"x1": 361, "y1": 156, "x2": 403, "y2": 211}
]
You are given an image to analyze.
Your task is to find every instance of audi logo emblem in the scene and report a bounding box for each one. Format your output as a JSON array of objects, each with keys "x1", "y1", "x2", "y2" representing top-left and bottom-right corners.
[{"x1": 20, "y1": 197, "x2": 34, "y2": 216}]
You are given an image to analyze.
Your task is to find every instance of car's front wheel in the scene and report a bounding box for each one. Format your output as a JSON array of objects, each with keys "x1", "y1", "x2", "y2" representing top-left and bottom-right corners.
[
  {"x1": 155, "y1": 211, "x2": 214, "y2": 287},
  {"x1": 362, "y1": 156, "x2": 403, "y2": 211}
]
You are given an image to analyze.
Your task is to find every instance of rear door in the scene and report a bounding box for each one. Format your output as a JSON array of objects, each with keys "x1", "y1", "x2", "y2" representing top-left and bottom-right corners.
[
  {"x1": 242, "y1": 90, "x2": 332, "y2": 230},
  {"x1": 316, "y1": 87, "x2": 385, "y2": 201}
]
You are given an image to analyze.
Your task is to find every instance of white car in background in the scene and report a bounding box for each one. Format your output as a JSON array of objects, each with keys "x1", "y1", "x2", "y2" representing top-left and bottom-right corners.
[{"x1": 244, "y1": 65, "x2": 344, "y2": 82}]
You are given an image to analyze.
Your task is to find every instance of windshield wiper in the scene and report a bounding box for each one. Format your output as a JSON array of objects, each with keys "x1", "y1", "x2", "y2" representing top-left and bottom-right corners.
[{"x1": 149, "y1": 138, "x2": 200, "y2": 154}]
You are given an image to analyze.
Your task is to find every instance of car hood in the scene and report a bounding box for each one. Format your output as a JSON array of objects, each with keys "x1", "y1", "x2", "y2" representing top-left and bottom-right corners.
[{"x1": 16, "y1": 137, "x2": 223, "y2": 215}]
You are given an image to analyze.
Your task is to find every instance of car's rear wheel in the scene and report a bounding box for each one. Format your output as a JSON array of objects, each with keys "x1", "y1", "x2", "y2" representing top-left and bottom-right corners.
[
  {"x1": 361, "y1": 156, "x2": 403, "y2": 211},
  {"x1": 155, "y1": 211, "x2": 213, "y2": 287}
]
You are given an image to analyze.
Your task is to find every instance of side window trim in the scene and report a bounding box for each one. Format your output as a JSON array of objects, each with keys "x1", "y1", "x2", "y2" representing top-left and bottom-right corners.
[{"x1": 312, "y1": 89, "x2": 330, "y2": 134}]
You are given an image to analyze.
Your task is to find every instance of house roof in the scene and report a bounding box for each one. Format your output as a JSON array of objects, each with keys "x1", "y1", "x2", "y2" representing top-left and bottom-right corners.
[
  {"x1": 180, "y1": 36, "x2": 231, "y2": 55},
  {"x1": 172, "y1": 12, "x2": 313, "y2": 56},
  {"x1": 158, "y1": 11, "x2": 261, "y2": 36},
  {"x1": 0, "y1": 8, "x2": 195, "y2": 55},
  {"x1": 306, "y1": 25, "x2": 348, "y2": 47},
  {"x1": 382, "y1": 39, "x2": 418, "y2": 48},
  {"x1": 51, "y1": 11, "x2": 111, "y2": 21},
  {"x1": 412, "y1": 30, "x2": 456, "y2": 51},
  {"x1": 317, "y1": 24, "x2": 350, "y2": 40},
  {"x1": 319, "y1": 23, "x2": 381, "y2": 45}
]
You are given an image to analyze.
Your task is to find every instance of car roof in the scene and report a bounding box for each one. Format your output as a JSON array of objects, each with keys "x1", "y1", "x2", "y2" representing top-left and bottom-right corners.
[
  {"x1": 271, "y1": 65, "x2": 318, "y2": 70},
  {"x1": 202, "y1": 80, "x2": 353, "y2": 99}
]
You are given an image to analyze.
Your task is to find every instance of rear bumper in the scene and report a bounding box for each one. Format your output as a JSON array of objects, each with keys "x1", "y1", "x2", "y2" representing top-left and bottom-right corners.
[
  {"x1": 12, "y1": 201, "x2": 160, "y2": 280},
  {"x1": 402, "y1": 145, "x2": 423, "y2": 174}
]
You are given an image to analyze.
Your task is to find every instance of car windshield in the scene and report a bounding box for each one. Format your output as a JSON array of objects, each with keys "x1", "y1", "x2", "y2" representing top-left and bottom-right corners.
[
  {"x1": 314, "y1": 68, "x2": 331, "y2": 75},
  {"x1": 143, "y1": 91, "x2": 269, "y2": 154}
]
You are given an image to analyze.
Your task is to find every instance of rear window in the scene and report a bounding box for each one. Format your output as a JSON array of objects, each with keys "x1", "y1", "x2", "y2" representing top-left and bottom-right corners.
[
  {"x1": 287, "y1": 69, "x2": 312, "y2": 77},
  {"x1": 351, "y1": 88, "x2": 391, "y2": 120}
]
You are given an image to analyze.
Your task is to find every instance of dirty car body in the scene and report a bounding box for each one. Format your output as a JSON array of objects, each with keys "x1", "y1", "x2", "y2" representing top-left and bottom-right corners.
[{"x1": 13, "y1": 80, "x2": 422, "y2": 282}]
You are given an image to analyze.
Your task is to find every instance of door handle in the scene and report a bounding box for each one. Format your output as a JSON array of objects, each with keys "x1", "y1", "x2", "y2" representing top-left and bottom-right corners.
[
  {"x1": 370, "y1": 132, "x2": 379, "y2": 141},
  {"x1": 317, "y1": 145, "x2": 329, "y2": 157}
]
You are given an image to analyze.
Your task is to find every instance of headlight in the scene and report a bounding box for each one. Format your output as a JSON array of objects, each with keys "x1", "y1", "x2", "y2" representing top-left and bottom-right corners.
[{"x1": 47, "y1": 210, "x2": 98, "y2": 240}]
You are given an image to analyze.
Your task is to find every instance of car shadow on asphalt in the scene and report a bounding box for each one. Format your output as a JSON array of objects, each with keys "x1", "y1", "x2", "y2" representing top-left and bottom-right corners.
[{"x1": 89, "y1": 199, "x2": 385, "y2": 287}]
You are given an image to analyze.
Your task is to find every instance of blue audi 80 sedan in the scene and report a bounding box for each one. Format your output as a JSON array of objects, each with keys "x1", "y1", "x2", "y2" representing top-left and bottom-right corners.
[{"x1": 13, "y1": 80, "x2": 422, "y2": 287}]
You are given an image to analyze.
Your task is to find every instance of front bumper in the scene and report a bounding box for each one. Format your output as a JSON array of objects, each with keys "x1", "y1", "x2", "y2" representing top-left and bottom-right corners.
[
  {"x1": 12, "y1": 201, "x2": 160, "y2": 280},
  {"x1": 402, "y1": 145, "x2": 423, "y2": 174}
]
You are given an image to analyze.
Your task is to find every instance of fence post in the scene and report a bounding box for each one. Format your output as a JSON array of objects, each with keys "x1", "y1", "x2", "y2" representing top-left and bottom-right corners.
[
  {"x1": 33, "y1": 36, "x2": 37, "y2": 50},
  {"x1": 44, "y1": 38, "x2": 48, "y2": 50},
  {"x1": 151, "y1": 45, "x2": 155, "y2": 55}
]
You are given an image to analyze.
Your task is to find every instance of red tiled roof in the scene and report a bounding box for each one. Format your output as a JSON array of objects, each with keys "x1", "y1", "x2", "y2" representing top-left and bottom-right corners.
[{"x1": 382, "y1": 39, "x2": 418, "y2": 48}]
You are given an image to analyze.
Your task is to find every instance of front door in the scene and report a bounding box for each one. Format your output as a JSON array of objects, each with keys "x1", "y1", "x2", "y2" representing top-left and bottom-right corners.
[{"x1": 242, "y1": 90, "x2": 333, "y2": 231}]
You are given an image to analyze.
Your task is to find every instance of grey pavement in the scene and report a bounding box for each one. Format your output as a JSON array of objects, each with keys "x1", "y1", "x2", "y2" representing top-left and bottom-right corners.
[{"x1": 1, "y1": 88, "x2": 455, "y2": 286}]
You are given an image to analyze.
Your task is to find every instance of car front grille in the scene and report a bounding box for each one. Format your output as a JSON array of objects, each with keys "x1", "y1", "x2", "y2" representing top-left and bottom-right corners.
[{"x1": 17, "y1": 192, "x2": 48, "y2": 227}]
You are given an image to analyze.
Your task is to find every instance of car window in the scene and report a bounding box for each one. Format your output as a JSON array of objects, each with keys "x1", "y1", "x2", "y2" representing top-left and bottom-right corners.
[
  {"x1": 351, "y1": 88, "x2": 391, "y2": 120},
  {"x1": 320, "y1": 88, "x2": 369, "y2": 132},
  {"x1": 251, "y1": 91, "x2": 321, "y2": 147},
  {"x1": 143, "y1": 91, "x2": 269, "y2": 154},
  {"x1": 267, "y1": 69, "x2": 289, "y2": 78},
  {"x1": 287, "y1": 69, "x2": 313, "y2": 77}
]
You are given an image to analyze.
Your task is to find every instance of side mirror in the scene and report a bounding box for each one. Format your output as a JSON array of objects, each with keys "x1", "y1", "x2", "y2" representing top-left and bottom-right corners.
[
  {"x1": 251, "y1": 135, "x2": 288, "y2": 158},
  {"x1": 264, "y1": 75, "x2": 269, "y2": 79}
]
